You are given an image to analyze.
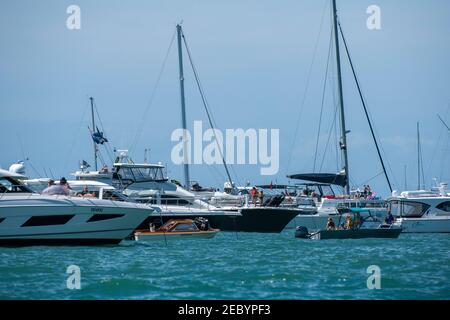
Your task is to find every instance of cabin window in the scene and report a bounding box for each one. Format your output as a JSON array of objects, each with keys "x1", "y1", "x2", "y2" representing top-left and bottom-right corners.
[
  {"x1": 0, "y1": 177, "x2": 33, "y2": 193},
  {"x1": 173, "y1": 223, "x2": 198, "y2": 231},
  {"x1": 22, "y1": 215, "x2": 75, "y2": 227},
  {"x1": 87, "y1": 214, "x2": 125, "y2": 222},
  {"x1": 436, "y1": 201, "x2": 450, "y2": 212},
  {"x1": 399, "y1": 201, "x2": 430, "y2": 218}
]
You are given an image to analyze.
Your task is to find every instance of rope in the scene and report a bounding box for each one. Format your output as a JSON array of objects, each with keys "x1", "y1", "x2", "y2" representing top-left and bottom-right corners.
[
  {"x1": 181, "y1": 29, "x2": 237, "y2": 187},
  {"x1": 338, "y1": 20, "x2": 394, "y2": 192},
  {"x1": 319, "y1": 101, "x2": 339, "y2": 172},
  {"x1": 313, "y1": 29, "x2": 333, "y2": 172},
  {"x1": 129, "y1": 29, "x2": 176, "y2": 156},
  {"x1": 63, "y1": 98, "x2": 89, "y2": 172},
  {"x1": 285, "y1": 0, "x2": 329, "y2": 174}
]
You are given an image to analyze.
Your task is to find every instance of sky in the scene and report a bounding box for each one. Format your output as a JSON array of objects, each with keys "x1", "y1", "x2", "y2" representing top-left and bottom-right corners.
[{"x1": 1, "y1": 0, "x2": 450, "y2": 197}]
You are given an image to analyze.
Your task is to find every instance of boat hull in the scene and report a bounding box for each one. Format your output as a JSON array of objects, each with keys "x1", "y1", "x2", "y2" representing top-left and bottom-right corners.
[
  {"x1": 135, "y1": 230, "x2": 218, "y2": 241},
  {"x1": 216, "y1": 207, "x2": 300, "y2": 233},
  {"x1": 0, "y1": 196, "x2": 151, "y2": 246},
  {"x1": 139, "y1": 207, "x2": 299, "y2": 233},
  {"x1": 395, "y1": 217, "x2": 450, "y2": 233},
  {"x1": 310, "y1": 228, "x2": 402, "y2": 240}
]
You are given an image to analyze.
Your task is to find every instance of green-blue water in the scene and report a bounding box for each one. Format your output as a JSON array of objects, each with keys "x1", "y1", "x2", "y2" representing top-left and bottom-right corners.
[{"x1": 0, "y1": 231, "x2": 449, "y2": 299}]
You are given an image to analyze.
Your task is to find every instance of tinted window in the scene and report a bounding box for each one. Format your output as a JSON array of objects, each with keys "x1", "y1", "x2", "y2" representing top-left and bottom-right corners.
[
  {"x1": 173, "y1": 223, "x2": 197, "y2": 231},
  {"x1": 0, "y1": 177, "x2": 33, "y2": 193},
  {"x1": 22, "y1": 215, "x2": 74, "y2": 227},
  {"x1": 400, "y1": 201, "x2": 430, "y2": 218},
  {"x1": 88, "y1": 214, "x2": 124, "y2": 222},
  {"x1": 436, "y1": 201, "x2": 450, "y2": 212}
]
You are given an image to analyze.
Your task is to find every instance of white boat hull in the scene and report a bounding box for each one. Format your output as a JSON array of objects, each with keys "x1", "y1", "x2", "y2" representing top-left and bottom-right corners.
[
  {"x1": 0, "y1": 195, "x2": 151, "y2": 245},
  {"x1": 395, "y1": 217, "x2": 450, "y2": 233}
]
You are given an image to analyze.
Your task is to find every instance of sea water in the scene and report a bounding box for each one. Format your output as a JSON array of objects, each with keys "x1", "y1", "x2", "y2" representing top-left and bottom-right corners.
[{"x1": 0, "y1": 231, "x2": 449, "y2": 299}]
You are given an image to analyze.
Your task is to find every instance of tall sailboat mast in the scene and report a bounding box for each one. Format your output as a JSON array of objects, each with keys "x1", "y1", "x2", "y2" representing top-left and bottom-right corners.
[
  {"x1": 176, "y1": 24, "x2": 191, "y2": 189},
  {"x1": 417, "y1": 122, "x2": 423, "y2": 190},
  {"x1": 89, "y1": 96, "x2": 98, "y2": 171},
  {"x1": 332, "y1": 0, "x2": 350, "y2": 195}
]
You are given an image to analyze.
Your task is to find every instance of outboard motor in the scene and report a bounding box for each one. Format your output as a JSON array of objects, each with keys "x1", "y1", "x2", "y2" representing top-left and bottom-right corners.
[
  {"x1": 295, "y1": 226, "x2": 310, "y2": 238},
  {"x1": 194, "y1": 217, "x2": 210, "y2": 231}
]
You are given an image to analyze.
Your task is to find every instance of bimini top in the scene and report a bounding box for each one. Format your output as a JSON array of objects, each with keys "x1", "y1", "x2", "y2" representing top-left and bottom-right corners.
[
  {"x1": 286, "y1": 172, "x2": 347, "y2": 188},
  {"x1": 0, "y1": 168, "x2": 26, "y2": 179}
]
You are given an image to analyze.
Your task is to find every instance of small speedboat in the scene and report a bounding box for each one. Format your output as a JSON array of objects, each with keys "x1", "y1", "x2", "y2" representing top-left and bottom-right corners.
[
  {"x1": 134, "y1": 217, "x2": 219, "y2": 241},
  {"x1": 295, "y1": 208, "x2": 402, "y2": 240}
]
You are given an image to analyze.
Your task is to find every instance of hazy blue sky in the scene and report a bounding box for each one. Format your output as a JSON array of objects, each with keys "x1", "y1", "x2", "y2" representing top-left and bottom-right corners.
[{"x1": 1, "y1": 0, "x2": 450, "y2": 196}]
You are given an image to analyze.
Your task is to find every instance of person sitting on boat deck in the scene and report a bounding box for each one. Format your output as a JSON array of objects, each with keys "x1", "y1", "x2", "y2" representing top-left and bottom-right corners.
[
  {"x1": 42, "y1": 177, "x2": 70, "y2": 196},
  {"x1": 345, "y1": 214, "x2": 354, "y2": 230},
  {"x1": 250, "y1": 187, "x2": 258, "y2": 206},
  {"x1": 78, "y1": 185, "x2": 95, "y2": 198},
  {"x1": 44, "y1": 179, "x2": 55, "y2": 189},
  {"x1": 384, "y1": 211, "x2": 395, "y2": 225},
  {"x1": 326, "y1": 217, "x2": 336, "y2": 230}
]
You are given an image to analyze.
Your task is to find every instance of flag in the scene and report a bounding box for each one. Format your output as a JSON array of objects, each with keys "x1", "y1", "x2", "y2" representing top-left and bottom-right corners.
[
  {"x1": 92, "y1": 126, "x2": 108, "y2": 145},
  {"x1": 80, "y1": 160, "x2": 90, "y2": 169}
]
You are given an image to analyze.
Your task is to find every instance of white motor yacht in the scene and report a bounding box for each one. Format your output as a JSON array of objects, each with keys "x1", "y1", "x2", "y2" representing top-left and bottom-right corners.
[
  {"x1": 389, "y1": 185, "x2": 450, "y2": 233},
  {"x1": 0, "y1": 169, "x2": 154, "y2": 246}
]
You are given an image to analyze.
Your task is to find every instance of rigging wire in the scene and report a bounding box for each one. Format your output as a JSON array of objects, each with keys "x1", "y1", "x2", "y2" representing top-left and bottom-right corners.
[
  {"x1": 92, "y1": 99, "x2": 115, "y2": 165},
  {"x1": 319, "y1": 101, "x2": 339, "y2": 172},
  {"x1": 313, "y1": 29, "x2": 333, "y2": 172},
  {"x1": 338, "y1": 20, "x2": 394, "y2": 192},
  {"x1": 431, "y1": 108, "x2": 450, "y2": 181},
  {"x1": 285, "y1": 0, "x2": 329, "y2": 174},
  {"x1": 181, "y1": 30, "x2": 238, "y2": 187},
  {"x1": 129, "y1": 29, "x2": 177, "y2": 156},
  {"x1": 358, "y1": 170, "x2": 384, "y2": 187},
  {"x1": 63, "y1": 98, "x2": 89, "y2": 173}
]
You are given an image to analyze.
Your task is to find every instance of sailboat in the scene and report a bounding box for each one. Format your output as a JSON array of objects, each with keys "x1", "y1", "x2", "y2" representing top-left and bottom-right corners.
[
  {"x1": 173, "y1": 24, "x2": 307, "y2": 232},
  {"x1": 287, "y1": 0, "x2": 392, "y2": 231}
]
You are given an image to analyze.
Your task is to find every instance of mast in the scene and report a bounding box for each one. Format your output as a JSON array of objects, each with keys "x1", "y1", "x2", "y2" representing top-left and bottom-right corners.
[
  {"x1": 332, "y1": 0, "x2": 350, "y2": 195},
  {"x1": 177, "y1": 24, "x2": 190, "y2": 189},
  {"x1": 417, "y1": 122, "x2": 421, "y2": 190},
  {"x1": 89, "y1": 96, "x2": 98, "y2": 171}
]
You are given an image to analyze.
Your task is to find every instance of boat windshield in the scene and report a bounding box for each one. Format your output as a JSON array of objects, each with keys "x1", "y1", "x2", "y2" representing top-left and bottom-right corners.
[
  {"x1": 117, "y1": 166, "x2": 166, "y2": 182},
  {"x1": 389, "y1": 200, "x2": 430, "y2": 218},
  {"x1": 173, "y1": 223, "x2": 198, "y2": 232},
  {"x1": 0, "y1": 177, "x2": 33, "y2": 194}
]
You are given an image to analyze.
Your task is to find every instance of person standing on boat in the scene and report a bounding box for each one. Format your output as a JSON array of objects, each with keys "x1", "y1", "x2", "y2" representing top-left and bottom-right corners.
[{"x1": 250, "y1": 187, "x2": 258, "y2": 206}]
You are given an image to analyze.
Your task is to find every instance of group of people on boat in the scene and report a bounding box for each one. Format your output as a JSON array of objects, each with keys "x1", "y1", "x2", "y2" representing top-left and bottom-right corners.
[
  {"x1": 353, "y1": 185, "x2": 375, "y2": 200},
  {"x1": 326, "y1": 214, "x2": 360, "y2": 231},
  {"x1": 325, "y1": 210, "x2": 396, "y2": 231},
  {"x1": 41, "y1": 178, "x2": 96, "y2": 198}
]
